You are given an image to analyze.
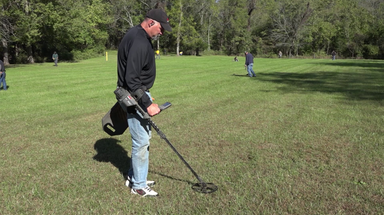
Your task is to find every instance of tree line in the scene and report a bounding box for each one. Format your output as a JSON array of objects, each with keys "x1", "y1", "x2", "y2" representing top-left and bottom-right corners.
[{"x1": 1, "y1": 0, "x2": 383, "y2": 65}]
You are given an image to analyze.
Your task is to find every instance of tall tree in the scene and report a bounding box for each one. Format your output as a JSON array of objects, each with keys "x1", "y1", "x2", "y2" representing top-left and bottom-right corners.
[
  {"x1": 41, "y1": 0, "x2": 111, "y2": 60},
  {"x1": 0, "y1": 0, "x2": 15, "y2": 65},
  {"x1": 246, "y1": 0, "x2": 257, "y2": 31},
  {"x1": 6, "y1": 0, "x2": 43, "y2": 63},
  {"x1": 167, "y1": 0, "x2": 200, "y2": 55},
  {"x1": 309, "y1": 0, "x2": 339, "y2": 55},
  {"x1": 270, "y1": 0, "x2": 313, "y2": 56},
  {"x1": 212, "y1": 0, "x2": 249, "y2": 55},
  {"x1": 356, "y1": 0, "x2": 384, "y2": 58},
  {"x1": 106, "y1": 0, "x2": 142, "y2": 48},
  {"x1": 2, "y1": 0, "x2": 384, "y2": 63}
]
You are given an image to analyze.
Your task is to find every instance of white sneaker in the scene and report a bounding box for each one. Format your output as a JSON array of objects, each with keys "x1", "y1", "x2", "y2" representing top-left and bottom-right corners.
[
  {"x1": 125, "y1": 176, "x2": 155, "y2": 188},
  {"x1": 131, "y1": 186, "x2": 158, "y2": 197}
]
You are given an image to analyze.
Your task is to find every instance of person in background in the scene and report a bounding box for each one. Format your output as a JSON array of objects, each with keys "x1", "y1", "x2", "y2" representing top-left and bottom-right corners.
[
  {"x1": 0, "y1": 59, "x2": 7, "y2": 90},
  {"x1": 331, "y1": 50, "x2": 337, "y2": 60},
  {"x1": 278, "y1": 51, "x2": 282, "y2": 58},
  {"x1": 52, "y1": 51, "x2": 59, "y2": 66},
  {"x1": 0, "y1": 60, "x2": 7, "y2": 90},
  {"x1": 116, "y1": 8, "x2": 172, "y2": 197},
  {"x1": 244, "y1": 51, "x2": 256, "y2": 77}
]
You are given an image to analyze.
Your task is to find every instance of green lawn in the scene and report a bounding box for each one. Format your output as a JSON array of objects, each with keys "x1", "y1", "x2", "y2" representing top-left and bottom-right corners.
[{"x1": 1, "y1": 53, "x2": 383, "y2": 214}]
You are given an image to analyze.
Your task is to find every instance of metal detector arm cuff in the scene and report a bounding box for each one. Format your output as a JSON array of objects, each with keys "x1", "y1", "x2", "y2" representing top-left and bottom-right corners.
[
  {"x1": 131, "y1": 88, "x2": 145, "y2": 101},
  {"x1": 131, "y1": 87, "x2": 152, "y2": 110},
  {"x1": 114, "y1": 87, "x2": 151, "y2": 119},
  {"x1": 114, "y1": 87, "x2": 136, "y2": 112}
]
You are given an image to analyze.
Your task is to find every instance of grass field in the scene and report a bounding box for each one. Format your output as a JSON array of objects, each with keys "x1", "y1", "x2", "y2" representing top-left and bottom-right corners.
[{"x1": 1, "y1": 52, "x2": 383, "y2": 214}]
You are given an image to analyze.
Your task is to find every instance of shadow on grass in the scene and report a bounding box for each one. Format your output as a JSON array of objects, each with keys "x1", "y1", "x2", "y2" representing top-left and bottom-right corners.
[
  {"x1": 256, "y1": 70, "x2": 384, "y2": 101},
  {"x1": 149, "y1": 170, "x2": 195, "y2": 186},
  {"x1": 3, "y1": 64, "x2": 28, "y2": 69},
  {"x1": 232, "y1": 73, "x2": 249, "y2": 77},
  {"x1": 93, "y1": 138, "x2": 195, "y2": 185},
  {"x1": 318, "y1": 61, "x2": 384, "y2": 70},
  {"x1": 93, "y1": 138, "x2": 130, "y2": 176},
  {"x1": 0, "y1": 85, "x2": 9, "y2": 90}
]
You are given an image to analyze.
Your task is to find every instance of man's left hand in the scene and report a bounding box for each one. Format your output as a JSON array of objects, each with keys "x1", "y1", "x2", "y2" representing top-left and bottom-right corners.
[{"x1": 147, "y1": 103, "x2": 160, "y2": 116}]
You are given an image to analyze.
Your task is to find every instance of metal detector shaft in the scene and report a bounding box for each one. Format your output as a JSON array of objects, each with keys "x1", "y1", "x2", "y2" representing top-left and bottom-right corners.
[
  {"x1": 134, "y1": 104, "x2": 207, "y2": 186},
  {"x1": 113, "y1": 87, "x2": 207, "y2": 187}
]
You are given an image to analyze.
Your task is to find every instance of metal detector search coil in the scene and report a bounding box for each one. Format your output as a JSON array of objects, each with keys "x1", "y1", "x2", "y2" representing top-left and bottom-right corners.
[{"x1": 192, "y1": 183, "x2": 218, "y2": 194}]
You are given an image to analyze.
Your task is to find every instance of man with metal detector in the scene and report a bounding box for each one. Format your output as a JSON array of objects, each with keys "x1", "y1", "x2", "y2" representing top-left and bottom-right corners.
[
  {"x1": 116, "y1": 8, "x2": 172, "y2": 197},
  {"x1": 244, "y1": 51, "x2": 256, "y2": 77}
]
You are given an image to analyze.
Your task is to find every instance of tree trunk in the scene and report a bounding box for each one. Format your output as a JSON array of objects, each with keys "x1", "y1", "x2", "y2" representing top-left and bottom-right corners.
[
  {"x1": 247, "y1": 0, "x2": 256, "y2": 32},
  {"x1": 176, "y1": 2, "x2": 183, "y2": 56},
  {"x1": 207, "y1": 15, "x2": 211, "y2": 51},
  {"x1": 1, "y1": 39, "x2": 10, "y2": 65}
]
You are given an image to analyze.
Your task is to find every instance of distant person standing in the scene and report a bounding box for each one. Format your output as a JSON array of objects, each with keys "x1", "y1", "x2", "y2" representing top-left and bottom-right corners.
[
  {"x1": 52, "y1": 51, "x2": 59, "y2": 66},
  {"x1": 0, "y1": 60, "x2": 7, "y2": 90},
  {"x1": 331, "y1": 50, "x2": 337, "y2": 60},
  {"x1": 278, "y1": 51, "x2": 282, "y2": 58},
  {"x1": 244, "y1": 51, "x2": 256, "y2": 77}
]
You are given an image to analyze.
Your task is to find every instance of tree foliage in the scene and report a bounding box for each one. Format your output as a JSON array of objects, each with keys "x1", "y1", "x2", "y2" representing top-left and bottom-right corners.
[{"x1": 1, "y1": 0, "x2": 384, "y2": 64}]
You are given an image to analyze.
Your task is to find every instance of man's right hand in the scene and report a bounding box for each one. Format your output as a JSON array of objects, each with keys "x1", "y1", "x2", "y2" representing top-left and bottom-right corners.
[{"x1": 147, "y1": 103, "x2": 160, "y2": 116}]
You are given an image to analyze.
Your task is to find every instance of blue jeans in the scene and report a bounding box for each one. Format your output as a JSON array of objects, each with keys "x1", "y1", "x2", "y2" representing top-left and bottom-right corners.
[
  {"x1": 127, "y1": 92, "x2": 152, "y2": 189},
  {"x1": 0, "y1": 73, "x2": 7, "y2": 90},
  {"x1": 247, "y1": 63, "x2": 256, "y2": 77}
]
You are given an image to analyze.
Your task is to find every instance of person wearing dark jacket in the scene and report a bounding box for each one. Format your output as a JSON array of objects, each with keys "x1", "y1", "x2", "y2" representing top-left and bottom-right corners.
[
  {"x1": 0, "y1": 60, "x2": 7, "y2": 90},
  {"x1": 331, "y1": 50, "x2": 337, "y2": 60},
  {"x1": 116, "y1": 8, "x2": 172, "y2": 197},
  {"x1": 52, "y1": 51, "x2": 58, "y2": 66},
  {"x1": 244, "y1": 51, "x2": 256, "y2": 77}
]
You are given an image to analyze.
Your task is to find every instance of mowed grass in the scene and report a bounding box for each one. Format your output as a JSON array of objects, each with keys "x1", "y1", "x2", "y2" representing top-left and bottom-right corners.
[{"x1": 1, "y1": 52, "x2": 383, "y2": 214}]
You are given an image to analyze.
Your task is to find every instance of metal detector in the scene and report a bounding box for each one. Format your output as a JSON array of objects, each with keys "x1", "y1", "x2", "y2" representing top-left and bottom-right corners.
[{"x1": 102, "y1": 87, "x2": 218, "y2": 194}]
